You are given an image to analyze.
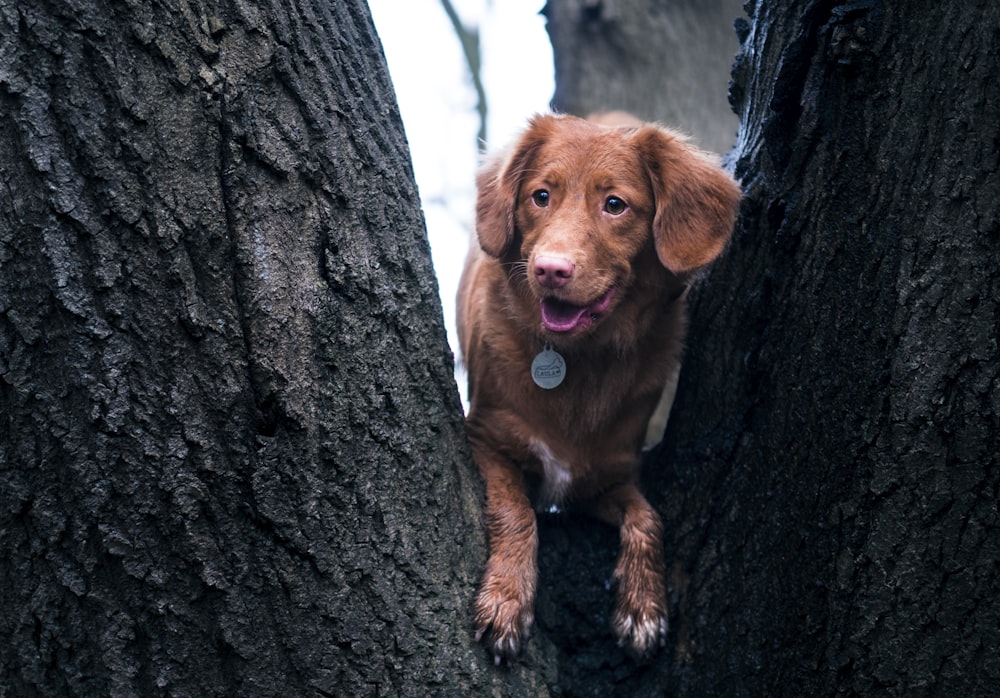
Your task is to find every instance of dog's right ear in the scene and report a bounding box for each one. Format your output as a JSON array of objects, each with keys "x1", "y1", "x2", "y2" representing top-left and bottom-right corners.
[
  {"x1": 475, "y1": 115, "x2": 552, "y2": 257},
  {"x1": 474, "y1": 153, "x2": 516, "y2": 257}
]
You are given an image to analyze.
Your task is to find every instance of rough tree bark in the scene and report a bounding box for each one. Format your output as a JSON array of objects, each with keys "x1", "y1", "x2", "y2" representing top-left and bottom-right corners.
[
  {"x1": 0, "y1": 1, "x2": 552, "y2": 695},
  {"x1": 542, "y1": 0, "x2": 1000, "y2": 696},
  {"x1": 544, "y1": 0, "x2": 744, "y2": 153}
]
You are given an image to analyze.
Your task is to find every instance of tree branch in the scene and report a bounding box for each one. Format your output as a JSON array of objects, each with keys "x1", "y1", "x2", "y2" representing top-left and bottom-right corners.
[{"x1": 440, "y1": 0, "x2": 488, "y2": 150}]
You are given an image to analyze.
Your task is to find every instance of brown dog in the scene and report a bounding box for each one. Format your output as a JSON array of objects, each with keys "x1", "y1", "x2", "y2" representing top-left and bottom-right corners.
[{"x1": 457, "y1": 113, "x2": 740, "y2": 662}]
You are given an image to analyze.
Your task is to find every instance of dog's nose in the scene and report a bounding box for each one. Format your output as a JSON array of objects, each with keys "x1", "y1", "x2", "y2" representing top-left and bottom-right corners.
[{"x1": 533, "y1": 255, "x2": 575, "y2": 289}]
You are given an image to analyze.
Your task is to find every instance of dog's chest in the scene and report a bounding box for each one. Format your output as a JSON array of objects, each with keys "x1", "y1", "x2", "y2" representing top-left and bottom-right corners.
[{"x1": 529, "y1": 438, "x2": 572, "y2": 509}]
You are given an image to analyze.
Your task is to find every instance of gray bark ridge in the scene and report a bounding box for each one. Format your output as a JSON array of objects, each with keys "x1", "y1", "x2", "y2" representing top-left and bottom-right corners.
[{"x1": 545, "y1": 0, "x2": 744, "y2": 153}]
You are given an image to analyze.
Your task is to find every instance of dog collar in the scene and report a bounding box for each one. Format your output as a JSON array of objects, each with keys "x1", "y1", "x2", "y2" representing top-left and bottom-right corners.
[{"x1": 531, "y1": 345, "x2": 566, "y2": 389}]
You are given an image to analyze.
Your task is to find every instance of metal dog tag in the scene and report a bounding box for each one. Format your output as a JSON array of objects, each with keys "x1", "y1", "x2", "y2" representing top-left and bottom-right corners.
[{"x1": 531, "y1": 346, "x2": 566, "y2": 389}]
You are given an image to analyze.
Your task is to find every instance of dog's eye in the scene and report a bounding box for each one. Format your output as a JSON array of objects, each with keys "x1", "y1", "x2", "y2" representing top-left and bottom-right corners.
[
  {"x1": 604, "y1": 196, "x2": 628, "y2": 215},
  {"x1": 531, "y1": 190, "x2": 550, "y2": 207}
]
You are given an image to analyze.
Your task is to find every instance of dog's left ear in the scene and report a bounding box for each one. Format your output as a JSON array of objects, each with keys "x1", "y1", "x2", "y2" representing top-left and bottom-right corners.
[{"x1": 635, "y1": 126, "x2": 742, "y2": 273}]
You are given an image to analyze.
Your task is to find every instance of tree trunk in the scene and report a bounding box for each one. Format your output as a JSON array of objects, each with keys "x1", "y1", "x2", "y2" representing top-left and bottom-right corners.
[
  {"x1": 544, "y1": 0, "x2": 744, "y2": 153},
  {"x1": 539, "y1": 0, "x2": 1000, "y2": 696},
  {"x1": 659, "y1": 2, "x2": 1000, "y2": 694},
  {"x1": 0, "y1": 1, "x2": 551, "y2": 695}
]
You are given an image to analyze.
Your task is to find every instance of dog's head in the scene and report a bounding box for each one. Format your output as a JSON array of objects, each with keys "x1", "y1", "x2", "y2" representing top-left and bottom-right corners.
[{"x1": 476, "y1": 113, "x2": 741, "y2": 339}]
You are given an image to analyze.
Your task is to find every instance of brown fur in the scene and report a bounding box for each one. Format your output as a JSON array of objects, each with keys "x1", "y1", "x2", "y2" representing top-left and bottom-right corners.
[{"x1": 458, "y1": 113, "x2": 740, "y2": 661}]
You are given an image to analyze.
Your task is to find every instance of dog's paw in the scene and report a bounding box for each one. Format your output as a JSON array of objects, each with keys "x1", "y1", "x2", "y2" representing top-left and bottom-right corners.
[
  {"x1": 612, "y1": 603, "x2": 668, "y2": 658},
  {"x1": 473, "y1": 582, "x2": 534, "y2": 664}
]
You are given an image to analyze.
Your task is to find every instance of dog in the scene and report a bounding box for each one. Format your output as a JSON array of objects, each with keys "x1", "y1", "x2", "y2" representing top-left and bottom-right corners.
[{"x1": 457, "y1": 113, "x2": 740, "y2": 662}]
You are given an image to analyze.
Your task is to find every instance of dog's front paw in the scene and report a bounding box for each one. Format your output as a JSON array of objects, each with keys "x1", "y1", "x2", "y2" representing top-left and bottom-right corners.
[
  {"x1": 611, "y1": 557, "x2": 668, "y2": 657},
  {"x1": 612, "y1": 603, "x2": 668, "y2": 657},
  {"x1": 473, "y1": 575, "x2": 535, "y2": 664}
]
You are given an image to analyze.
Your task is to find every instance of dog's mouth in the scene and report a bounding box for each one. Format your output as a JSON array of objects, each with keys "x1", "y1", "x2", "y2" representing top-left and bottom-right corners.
[{"x1": 540, "y1": 287, "x2": 616, "y2": 333}]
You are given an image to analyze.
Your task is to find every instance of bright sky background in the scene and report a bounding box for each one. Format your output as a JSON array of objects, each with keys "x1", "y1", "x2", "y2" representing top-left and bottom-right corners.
[{"x1": 368, "y1": 1, "x2": 554, "y2": 388}]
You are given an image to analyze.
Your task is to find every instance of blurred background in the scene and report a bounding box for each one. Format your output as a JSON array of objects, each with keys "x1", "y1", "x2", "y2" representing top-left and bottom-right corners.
[{"x1": 368, "y1": 0, "x2": 553, "y2": 378}]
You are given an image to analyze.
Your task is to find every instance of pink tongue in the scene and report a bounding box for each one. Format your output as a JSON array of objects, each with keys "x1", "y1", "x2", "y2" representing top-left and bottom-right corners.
[
  {"x1": 540, "y1": 299, "x2": 590, "y2": 332},
  {"x1": 540, "y1": 288, "x2": 615, "y2": 332}
]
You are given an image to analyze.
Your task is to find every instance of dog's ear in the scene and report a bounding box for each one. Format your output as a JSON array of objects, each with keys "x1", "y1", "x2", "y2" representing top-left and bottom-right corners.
[
  {"x1": 475, "y1": 115, "x2": 553, "y2": 257},
  {"x1": 635, "y1": 126, "x2": 742, "y2": 273},
  {"x1": 474, "y1": 153, "x2": 515, "y2": 257}
]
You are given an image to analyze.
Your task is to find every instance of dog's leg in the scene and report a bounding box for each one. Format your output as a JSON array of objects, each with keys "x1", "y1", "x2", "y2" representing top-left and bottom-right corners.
[
  {"x1": 589, "y1": 483, "x2": 668, "y2": 656},
  {"x1": 472, "y1": 451, "x2": 538, "y2": 663}
]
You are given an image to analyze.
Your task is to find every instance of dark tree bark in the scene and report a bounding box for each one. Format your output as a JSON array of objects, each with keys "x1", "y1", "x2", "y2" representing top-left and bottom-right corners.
[
  {"x1": 534, "y1": 0, "x2": 1000, "y2": 696},
  {"x1": 544, "y1": 0, "x2": 744, "y2": 153},
  {"x1": 659, "y1": 2, "x2": 1000, "y2": 694},
  {"x1": 0, "y1": 1, "x2": 553, "y2": 695}
]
